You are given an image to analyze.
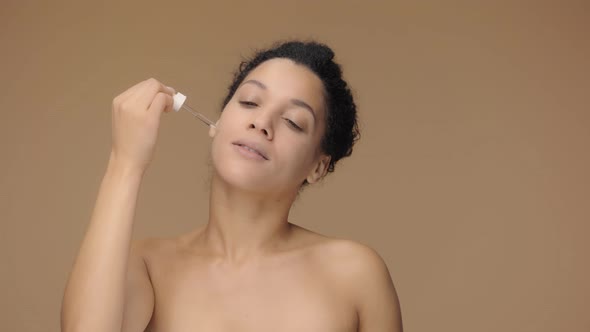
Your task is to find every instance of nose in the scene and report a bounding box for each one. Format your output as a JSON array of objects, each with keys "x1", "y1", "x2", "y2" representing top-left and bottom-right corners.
[{"x1": 249, "y1": 111, "x2": 274, "y2": 140}]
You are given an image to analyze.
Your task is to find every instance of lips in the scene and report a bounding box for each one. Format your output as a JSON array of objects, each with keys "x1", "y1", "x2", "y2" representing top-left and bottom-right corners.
[{"x1": 232, "y1": 140, "x2": 269, "y2": 160}]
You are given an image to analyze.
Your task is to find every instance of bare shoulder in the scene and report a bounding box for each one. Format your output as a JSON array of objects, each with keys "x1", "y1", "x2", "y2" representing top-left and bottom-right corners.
[
  {"x1": 300, "y1": 232, "x2": 403, "y2": 331},
  {"x1": 290, "y1": 225, "x2": 393, "y2": 283},
  {"x1": 309, "y1": 236, "x2": 393, "y2": 284},
  {"x1": 322, "y1": 238, "x2": 384, "y2": 263}
]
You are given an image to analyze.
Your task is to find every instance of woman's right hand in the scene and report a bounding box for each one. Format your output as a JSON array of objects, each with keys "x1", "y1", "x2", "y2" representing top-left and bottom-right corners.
[{"x1": 109, "y1": 78, "x2": 176, "y2": 174}]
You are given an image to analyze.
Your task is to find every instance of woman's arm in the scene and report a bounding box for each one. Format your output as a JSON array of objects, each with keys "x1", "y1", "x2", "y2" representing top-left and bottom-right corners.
[
  {"x1": 60, "y1": 78, "x2": 175, "y2": 332},
  {"x1": 60, "y1": 160, "x2": 151, "y2": 332}
]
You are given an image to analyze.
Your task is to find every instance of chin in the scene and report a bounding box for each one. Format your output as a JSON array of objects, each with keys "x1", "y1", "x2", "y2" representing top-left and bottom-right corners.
[
  {"x1": 210, "y1": 149, "x2": 273, "y2": 194},
  {"x1": 214, "y1": 165, "x2": 272, "y2": 193},
  {"x1": 209, "y1": 139, "x2": 304, "y2": 195}
]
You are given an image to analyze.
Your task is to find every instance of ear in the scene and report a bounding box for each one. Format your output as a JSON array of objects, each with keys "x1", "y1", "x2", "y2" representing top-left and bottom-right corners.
[
  {"x1": 306, "y1": 154, "x2": 331, "y2": 184},
  {"x1": 208, "y1": 120, "x2": 220, "y2": 138}
]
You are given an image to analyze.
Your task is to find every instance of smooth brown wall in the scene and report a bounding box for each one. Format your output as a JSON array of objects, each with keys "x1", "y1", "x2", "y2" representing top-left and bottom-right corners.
[{"x1": 1, "y1": 1, "x2": 588, "y2": 331}]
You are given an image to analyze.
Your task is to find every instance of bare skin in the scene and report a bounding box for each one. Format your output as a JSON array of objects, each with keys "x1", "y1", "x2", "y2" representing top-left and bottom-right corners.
[
  {"x1": 62, "y1": 59, "x2": 402, "y2": 332},
  {"x1": 134, "y1": 224, "x2": 397, "y2": 332}
]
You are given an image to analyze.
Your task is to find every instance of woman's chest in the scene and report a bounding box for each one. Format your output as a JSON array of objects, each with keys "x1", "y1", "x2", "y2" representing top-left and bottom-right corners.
[{"x1": 145, "y1": 254, "x2": 358, "y2": 332}]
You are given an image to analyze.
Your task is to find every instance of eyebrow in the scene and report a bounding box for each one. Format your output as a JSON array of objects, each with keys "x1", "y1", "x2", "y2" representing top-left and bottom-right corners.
[{"x1": 241, "y1": 79, "x2": 317, "y2": 121}]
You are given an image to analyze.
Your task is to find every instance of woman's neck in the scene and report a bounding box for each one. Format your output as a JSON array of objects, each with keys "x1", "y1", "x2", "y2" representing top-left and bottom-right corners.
[{"x1": 200, "y1": 174, "x2": 297, "y2": 263}]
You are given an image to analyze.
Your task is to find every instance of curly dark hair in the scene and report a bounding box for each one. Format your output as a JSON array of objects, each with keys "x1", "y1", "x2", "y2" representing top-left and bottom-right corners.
[{"x1": 221, "y1": 40, "x2": 360, "y2": 177}]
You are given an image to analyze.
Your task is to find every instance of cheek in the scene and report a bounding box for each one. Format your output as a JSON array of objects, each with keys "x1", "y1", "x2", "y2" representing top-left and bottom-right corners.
[
  {"x1": 209, "y1": 135, "x2": 223, "y2": 168},
  {"x1": 279, "y1": 139, "x2": 318, "y2": 173},
  {"x1": 211, "y1": 111, "x2": 239, "y2": 142},
  {"x1": 217, "y1": 106, "x2": 246, "y2": 132}
]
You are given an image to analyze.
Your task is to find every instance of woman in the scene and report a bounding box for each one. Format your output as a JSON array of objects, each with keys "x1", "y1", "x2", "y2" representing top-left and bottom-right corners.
[{"x1": 61, "y1": 41, "x2": 402, "y2": 332}]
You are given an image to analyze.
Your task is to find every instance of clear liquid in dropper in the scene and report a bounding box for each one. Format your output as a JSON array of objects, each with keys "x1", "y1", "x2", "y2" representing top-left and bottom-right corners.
[{"x1": 181, "y1": 104, "x2": 216, "y2": 128}]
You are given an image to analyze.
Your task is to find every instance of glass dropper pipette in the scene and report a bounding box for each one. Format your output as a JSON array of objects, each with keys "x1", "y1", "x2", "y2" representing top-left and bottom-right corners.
[{"x1": 173, "y1": 92, "x2": 216, "y2": 128}]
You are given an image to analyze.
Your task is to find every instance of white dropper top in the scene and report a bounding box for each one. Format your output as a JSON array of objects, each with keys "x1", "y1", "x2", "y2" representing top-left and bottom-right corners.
[
  {"x1": 173, "y1": 92, "x2": 216, "y2": 128},
  {"x1": 172, "y1": 92, "x2": 187, "y2": 112}
]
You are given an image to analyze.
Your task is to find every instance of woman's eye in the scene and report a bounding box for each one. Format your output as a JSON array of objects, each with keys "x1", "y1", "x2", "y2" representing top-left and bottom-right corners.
[
  {"x1": 239, "y1": 101, "x2": 258, "y2": 107},
  {"x1": 284, "y1": 118, "x2": 303, "y2": 131}
]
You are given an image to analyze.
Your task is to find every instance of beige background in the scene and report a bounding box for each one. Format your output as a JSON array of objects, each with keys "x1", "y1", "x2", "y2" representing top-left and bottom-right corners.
[{"x1": 1, "y1": 1, "x2": 589, "y2": 331}]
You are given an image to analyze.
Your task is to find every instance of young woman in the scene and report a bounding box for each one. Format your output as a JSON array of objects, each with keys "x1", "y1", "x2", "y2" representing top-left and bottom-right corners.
[{"x1": 61, "y1": 41, "x2": 402, "y2": 332}]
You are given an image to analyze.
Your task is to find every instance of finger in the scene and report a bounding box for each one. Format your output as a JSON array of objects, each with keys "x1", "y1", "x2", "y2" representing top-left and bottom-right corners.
[
  {"x1": 134, "y1": 78, "x2": 175, "y2": 111},
  {"x1": 147, "y1": 92, "x2": 174, "y2": 116},
  {"x1": 161, "y1": 92, "x2": 174, "y2": 113},
  {"x1": 113, "y1": 79, "x2": 149, "y2": 105}
]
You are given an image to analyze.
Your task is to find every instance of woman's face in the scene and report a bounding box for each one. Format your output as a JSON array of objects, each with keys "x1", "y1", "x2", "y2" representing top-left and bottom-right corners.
[{"x1": 209, "y1": 58, "x2": 331, "y2": 194}]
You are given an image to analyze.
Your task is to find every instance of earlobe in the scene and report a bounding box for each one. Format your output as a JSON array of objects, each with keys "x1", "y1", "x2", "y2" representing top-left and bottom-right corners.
[{"x1": 306, "y1": 155, "x2": 331, "y2": 184}]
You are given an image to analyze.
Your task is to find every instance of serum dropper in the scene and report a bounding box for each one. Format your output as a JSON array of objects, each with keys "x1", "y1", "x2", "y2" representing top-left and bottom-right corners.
[{"x1": 172, "y1": 92, "x2": 216, "y2": 128}]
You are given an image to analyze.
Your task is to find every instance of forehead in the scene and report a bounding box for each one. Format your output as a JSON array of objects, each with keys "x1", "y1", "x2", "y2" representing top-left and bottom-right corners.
[{"x1": 241, "y1": 58, "x2": 326, "y2": 114}]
